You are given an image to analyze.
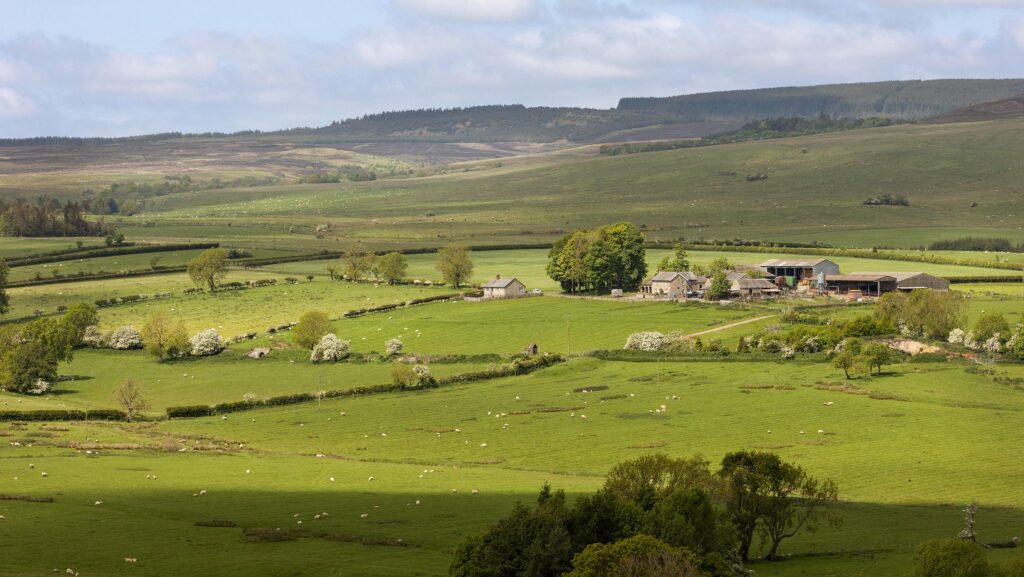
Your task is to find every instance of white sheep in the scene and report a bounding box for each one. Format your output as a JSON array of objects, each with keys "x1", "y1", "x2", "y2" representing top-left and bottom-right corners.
[{"x1": 94, "y1": 501, "x2": 103, "y2": 506}]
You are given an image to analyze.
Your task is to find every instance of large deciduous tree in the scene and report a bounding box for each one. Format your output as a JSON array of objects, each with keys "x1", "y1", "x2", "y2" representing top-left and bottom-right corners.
[
  {"x1": 436, "y1": 243, "x2": 474, "y2": 288},
  {"x1": 293, "y1": 310, "x2": 332, "y2": 350},
  {"x1": 141, "y1": 311, "x2": 189, "y2": 361},
  {"x1": 719, "y1": 451, "x2": 840, "y2": 561},
  {"x1": 187, "y1": 247, "x2": 230, "y2": 291},
  {"x1": 114, "y1": 379, "x2": 150, "y2": 421},
  {"x1": 343, "y1": 245, "x2": 376, "y2": 281},
  {"x1": 376, "y1": 252, "x2": 408, "y2": 284}
]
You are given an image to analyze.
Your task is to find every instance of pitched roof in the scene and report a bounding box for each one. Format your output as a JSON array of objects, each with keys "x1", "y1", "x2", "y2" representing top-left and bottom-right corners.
[
  {"x1": 826, "y1": 274, "x2": 897, "y2": 282},
  {"x1": 855, "y1": 272, "x2": 932, "y2": 281},
  {"x1": 760, "y1": 258, "x2": 834, "y2": 268},
  {"x1": 483, "y1": 277, "x2": 521, "y2": 289},
  {"x1": 732, "y1": 278, "x2": 780, "y2": 290},
  {"x1": 651, "y1": 271, "x2": 685, "y2": 282}
]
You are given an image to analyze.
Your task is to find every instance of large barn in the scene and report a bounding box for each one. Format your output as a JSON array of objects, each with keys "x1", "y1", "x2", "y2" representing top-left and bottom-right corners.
[
  {"x1": 857, "y1": 272, "x2": 951, "y2": 291},
  {"x1": 825, "y1": 274, "x2": 898, "y2": 297}
]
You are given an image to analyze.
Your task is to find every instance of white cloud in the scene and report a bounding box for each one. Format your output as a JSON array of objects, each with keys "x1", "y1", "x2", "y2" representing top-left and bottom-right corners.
[
  {"x1": 3, "y1": 2, "x2": 1024, "y2": 137},
  {"x1": 0, "y1": 87, "x2": 37, "y2": 118},
  {"x1": 394, "y1": 0, "x2": 537, "y2": 21}
]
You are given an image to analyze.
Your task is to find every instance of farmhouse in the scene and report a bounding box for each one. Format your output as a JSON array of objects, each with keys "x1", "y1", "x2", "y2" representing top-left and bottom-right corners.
[
  {"x1": 482, "y1": 275, "x2": 527, "y2": 299},
  {"x1": 641, "y1": 271, "x2": 707, "y2": 297},
  {"x1": 759, "y1": 259, "x2": 840, "y2": 287},
  {"x1": 730, "y1": 277, "x2": 782, "y2": 299},
  {"x1": 857, "y1": 272, "x2": 951, "y2": 291}
]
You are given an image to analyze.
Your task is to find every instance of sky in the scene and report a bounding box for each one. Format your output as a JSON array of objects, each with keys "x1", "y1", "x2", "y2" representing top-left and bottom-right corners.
[{"x1": 2, "y1": 0, "x2": 1024, "y2": 137}]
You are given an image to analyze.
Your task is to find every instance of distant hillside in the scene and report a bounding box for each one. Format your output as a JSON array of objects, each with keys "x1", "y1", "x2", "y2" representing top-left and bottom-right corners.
[
  {"x1": 618, "y1": 79, "x2": 1024, "y2": 122},
  {"x1": 924, "y1": 95, "x2": 1024, "y2": 123},
  {"x1": 300, "y1": 105, "x2": 728, "y2": 144}
]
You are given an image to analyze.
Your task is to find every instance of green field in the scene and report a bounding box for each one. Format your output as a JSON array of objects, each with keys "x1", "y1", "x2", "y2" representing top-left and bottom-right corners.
[
  {"x1": 5, "y1": 355, "x2": 1024, "y2": 576},
  {"x1": 4, "y1": 272, "x2": 458, "y2": 335}
]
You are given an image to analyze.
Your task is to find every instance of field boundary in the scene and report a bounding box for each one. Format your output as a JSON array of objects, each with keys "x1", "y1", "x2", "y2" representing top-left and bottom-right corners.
[{"x1": 166, "y1": 354, "x2": 565, "y2": 419}]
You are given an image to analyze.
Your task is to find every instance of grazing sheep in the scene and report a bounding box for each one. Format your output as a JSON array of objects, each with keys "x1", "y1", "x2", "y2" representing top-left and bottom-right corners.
[
  {"x1": 41, "y1": 472, "x2": 48, "y2": 477},
  {"x1": 0, "y1": 515, "x2": 6, "y2": 520},
  {"x1": 329, "y1": 477, "x2": 336, "y2": 482},
  {"x1": 415, "y1": 500, "x2": 421, "y2": 505},
  {"x1": 94, "y1": 501, "x2": 103, "y2": 506},
  {"x1": 124, "y1": 558, "x2": 137, "y2": 563},
  {"x1": 199, "y1": 489, "x2": 207, "y2": 495},
  {"x1": 480, "y1": 443, "x2": 487, "y2": 447},
  {"x1": 368, "y1": 476, "x2": 374, "y2": 481},
  {"x1": 360, "y1": 513, "x2": 369, "y2": 518},
  {"x1": 471, "y1": 489, "x2": 479, "y2": 494},
  {"x1": 817, "y1": 429, "x2": 825, "y2": 434}
]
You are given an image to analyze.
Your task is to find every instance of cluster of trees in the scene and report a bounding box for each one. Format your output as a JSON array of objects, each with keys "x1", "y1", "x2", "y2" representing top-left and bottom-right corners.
[
  {"x1": 547, "y1": 223, "x2": 647, "y2": 293},
  {"x1": 325, "y1": 249, "x2": 410, "y2": 285},
  {"x1": 831, "y1": 339, "x2": 900, "y2": 378},
  {"x1": 299, "y1": 166, "x2": 380, "y2": 184},
  {"x1": 0, "y1": 303, "x2": 97, "y2": 394},
  {"x1": 928, "y1": 237, "x2": 1024, "y2": 253},
  {"x1": 876, "y1": 290, "x2": 966, "y2": 340},
  {"x1": 450, "y1": 452, "x2": 839, "y2": 577},
  {"x1": 0, "y1": 197, "x2": 113, "y2": 237},
  {"x1": 78, "y1": 175, "x2": 281, "y2": 216},
  {"x1": 325, "y1": 244, "x2": 470, "y2": 288}
]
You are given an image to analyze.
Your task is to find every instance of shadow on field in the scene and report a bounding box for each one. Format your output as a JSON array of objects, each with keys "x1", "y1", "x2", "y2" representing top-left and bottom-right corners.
[{"x1": 6, "y1": 483, "x2": 1024, "y2": 576}]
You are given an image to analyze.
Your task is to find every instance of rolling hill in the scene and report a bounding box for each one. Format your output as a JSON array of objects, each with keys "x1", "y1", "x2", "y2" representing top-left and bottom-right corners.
[
  {"x1": 619, "y1": 79, "x2": 1024, "y2": 122},
  {"x1": 924, "y1": 95, "x2": 1024, "y2": 123}
]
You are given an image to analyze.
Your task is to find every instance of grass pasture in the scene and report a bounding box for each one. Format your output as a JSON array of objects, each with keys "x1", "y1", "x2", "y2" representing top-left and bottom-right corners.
[
  {"x1": 4, "y1": 356, "x2": 1024, "y2": 576},
  {"x1": 330, "y1": 297, "x2": 758, "y2": 355}
]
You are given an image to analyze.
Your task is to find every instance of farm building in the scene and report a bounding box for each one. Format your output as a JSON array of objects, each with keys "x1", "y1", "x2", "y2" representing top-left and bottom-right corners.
[
  {"x1": 825, "y1": 274, "x2": 898, "y2": 297},
  {"x1": 857, "y1": 272, "x2": 950, "y2": 291},
  {"x1": 482, "y1": 275, "x2": 527, "y2": 299},
  {"x1": 701, "y1": 271, "x2": 748, "y2": 292},
  {"x1": 641, "y1": 271, "x2": 707, "y2": 297},
  {"x1": 759, "y1": 259, "x2": 839, "y2": 287},
  {"x1": 730, "y1": 277, "x2": 782, "y2": 299}
]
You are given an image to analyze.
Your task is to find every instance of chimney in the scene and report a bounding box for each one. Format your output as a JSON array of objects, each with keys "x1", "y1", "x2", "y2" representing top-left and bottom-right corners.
[{"x1": 496, "y1": 274, "x2": 501, "y2": 279}]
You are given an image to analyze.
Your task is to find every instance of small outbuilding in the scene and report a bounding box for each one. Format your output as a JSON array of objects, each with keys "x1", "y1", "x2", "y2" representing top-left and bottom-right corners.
[
  {"x1": 482, "y1": 275, "x2": 527, "y2": 299},
  {"x1": 523, "y1": 343, "x2": 539, "y2": 356},
  {"x1": 730, "y1": 277, "x2": 782, "y2": 299},
  {"x1": 245, "y1": 347, "x2": 270, "y2": 359}
]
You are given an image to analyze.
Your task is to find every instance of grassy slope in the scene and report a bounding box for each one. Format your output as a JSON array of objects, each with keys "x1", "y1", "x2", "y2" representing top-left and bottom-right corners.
[{"x1": 115, "y1": 120, "x2": 1024, "y2": 250}]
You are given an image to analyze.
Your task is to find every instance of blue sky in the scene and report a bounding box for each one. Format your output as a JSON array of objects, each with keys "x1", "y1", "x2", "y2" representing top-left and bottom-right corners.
[{"x1": 2, "y1": 0, "x2": 1024, "y2": 137}]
